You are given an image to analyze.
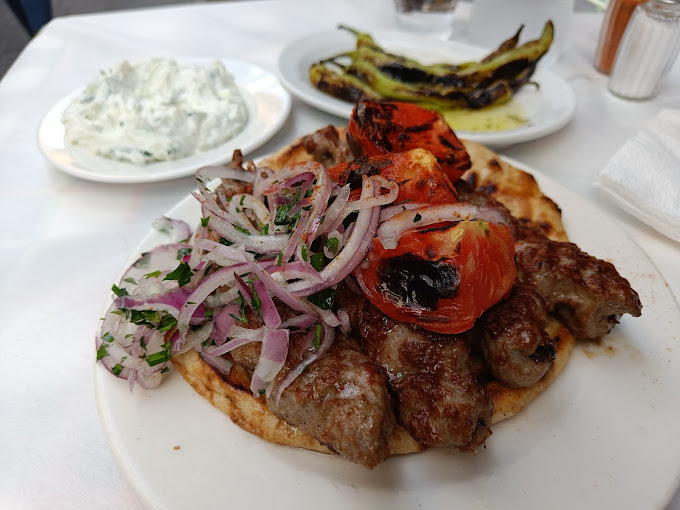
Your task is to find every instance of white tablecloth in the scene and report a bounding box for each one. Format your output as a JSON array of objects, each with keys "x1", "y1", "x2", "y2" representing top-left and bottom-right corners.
[{"x1": 1, "y1": 1, "x2": 678, "y2": 508}]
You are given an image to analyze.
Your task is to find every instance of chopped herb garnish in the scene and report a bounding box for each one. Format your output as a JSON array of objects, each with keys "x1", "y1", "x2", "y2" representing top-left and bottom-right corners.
[
  {"x1": 176, "y1": 247, "x2": 192, "y2": 260},
  {"x1": 234, "y1": 225, "x2": 251, "y2": 235},
  {"x1": 414, "y1": 213, "x2": 422, "y2": 222},
  {"x1": 145, "y1": 270, "x2": 162, "y2": 279},
  {"x1": 307, "y1": 287, "x2": 337, "y2": 310},
  {"x1": 140, "y1": 337, "x2": 147, "y2": 350},
  {"x1": 240, "y1": 195, "x2": 246, "y2": 205},
  {"x1": 301, "y1": 244, "x2": 309, "y2": 262},
  {"x1": 250, "y1": 284, "x2": 262, "y2": 315},
  {"x1": 325, "y1": 237, "x2": 339, "y2": 255},
  {"x1": 112, "y1": 363, "x2": 124, "y2": 376},
  {"x1": 161, "y1": 367, "x2": 170, "y2": 374},
  {"x1": 219, "y1": 237, "x2": 233, "y2": 246},
  {"x1": 310, "y1": 252, "x2": 325, "y2": 271},
  {"x1": 157, "y1": 313, "x2": 178, "y2": 333},
  {"x1": 260, "y1": 223, "x2": 269, "y2": 235},
  {"x1": 101, "y1": 332, "x2": 114, "y2": 343},
  {"x1": 146, "y1": 341, "x2": 172, "y2": 367},
  {"x1": 96, "y1": 344, "x2": 108, "y2": 361},
  {"x1": 129, "y1": 309, "x2": 160, "y2": 329},
  {"x1": 201, "y1": 216, "x2": 210, "y2": 227},
  {"x1": 274, "y1": 203, "x2": 293, "y2": 225},
  {"x1": 164, "y1": 262, "x2": 194, "y2": 287},
  {"x1": 276, "y1": 251, "x2": 283, "y2": 266},
  {"x1": 123, "y1": 277, "x2": 138, "y2": 285},
  {"x1": 313, "y1": 324, "x2": 322, "y2": 350},
  {"x1": 111, "y1": 284, "x2": 128, "y2": 297},
  {"x1": 229, "y1": 312, "x2": 248, "y2": 324}
]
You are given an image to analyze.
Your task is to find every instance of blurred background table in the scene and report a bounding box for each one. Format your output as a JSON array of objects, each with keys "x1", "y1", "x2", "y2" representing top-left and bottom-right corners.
[{"x1": 1, "y1": 1, "x2": 678, "y2": 508}]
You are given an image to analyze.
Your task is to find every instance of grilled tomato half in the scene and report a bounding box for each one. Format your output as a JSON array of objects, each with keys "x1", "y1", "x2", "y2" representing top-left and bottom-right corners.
[{"x1": 358, "y1": 219, "x2": 516, "y2": 334}]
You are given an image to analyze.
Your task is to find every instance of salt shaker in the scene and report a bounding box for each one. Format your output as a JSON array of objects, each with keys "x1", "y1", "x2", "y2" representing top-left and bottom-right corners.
[
  {"x1": 594, "y1": 0, "x2": 647, "y2": 74},
  {"x1": 608, "y1": 0, "x2": 680, "y2": 99}
]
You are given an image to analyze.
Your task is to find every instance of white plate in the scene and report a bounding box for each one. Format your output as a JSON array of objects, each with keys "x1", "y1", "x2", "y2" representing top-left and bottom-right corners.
[
  {"x1": 37, "y1": 59, "x2": 291, "y2": 183},
  {"x1": 94, "y1": 161, "x2": 680, "y2": 510},
  {"x1": 278, "y1": 30, "x2": 576, "y2": 147}
]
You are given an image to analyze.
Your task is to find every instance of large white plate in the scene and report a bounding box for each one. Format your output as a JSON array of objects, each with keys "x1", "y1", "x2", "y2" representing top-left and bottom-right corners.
[
  {"x1": 37, "y1": 59, "x2": 291, "y2": 183},
  {"x1": 94, "y1": 161, "x2": 680, "y2": 510},
  {"x1": 278, "y1": 30, "x2": 576, "y2": 147}
]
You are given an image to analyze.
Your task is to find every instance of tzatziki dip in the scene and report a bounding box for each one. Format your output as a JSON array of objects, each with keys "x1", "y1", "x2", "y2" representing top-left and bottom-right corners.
[{"x1": 61, "y1": 58, "x2": 249, "y2": 166}]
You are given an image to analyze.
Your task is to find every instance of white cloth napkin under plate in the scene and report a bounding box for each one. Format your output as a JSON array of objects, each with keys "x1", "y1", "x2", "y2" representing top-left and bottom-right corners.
[{"x1": 597, "y1": 108, "x2": 680, "y2": 242}]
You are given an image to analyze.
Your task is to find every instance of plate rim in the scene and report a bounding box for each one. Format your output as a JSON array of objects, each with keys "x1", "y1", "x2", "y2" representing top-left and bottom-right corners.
[
  {"x1": 277, "y1": 29, "x2": 576, "y2": 146},
  {"x1": 93, "y1": 156, "x2": 680, "y2": 510},
  {"x1": 37, "y1": 57, "x2": 292, "y2": 184}
]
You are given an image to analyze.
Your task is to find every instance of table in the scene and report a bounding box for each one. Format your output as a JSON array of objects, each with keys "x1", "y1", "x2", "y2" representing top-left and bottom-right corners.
[{"x1": 1, "y1": 1, "x2": 678, "y2": 509}]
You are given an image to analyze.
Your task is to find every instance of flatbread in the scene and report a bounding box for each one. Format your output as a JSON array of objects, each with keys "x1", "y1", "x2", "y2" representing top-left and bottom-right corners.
[{"x1": 172, "y1": 126, "x2": 577, "y2": 458}]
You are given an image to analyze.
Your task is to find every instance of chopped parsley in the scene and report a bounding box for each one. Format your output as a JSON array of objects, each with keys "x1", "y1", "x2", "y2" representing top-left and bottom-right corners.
[
  {"x1": 163, "y1": 262, "x2": 194, "y2": 287},
  {"x1": 144, "y1": 270, "x2": 162, "y2": 279},
  {"x1": 96, "y1": 344, "x2": 108, "y2": 361},
  {"x1": 176, "y1": 247, "x2": 192, "y2": 260},
  {"x1": 310, "y1": 252, "x2": 325, "y2": 271},
  {"x1": 201, "y1": 216, "x2": 210, "y2": 227},
  {"x1": 313, "y1": 323, "x2": 322, "y2": 350},
  {"x1": 146, "y1": 341, "x2": 172, "y2": 367},
  {"x1": 112, "y1": 363, "x2": 125, "y2": 376},
  {"x1": 157, "y1": 313, "x2": 178, "y2": 333},
  {"x1": 325, "y1": 237, "x2": 339, "y2": 255},
  {"x1": 111, "y1": 284, "x2": 128, "y2": 297},
  {"x1": 307, "y1": 287, "x2": 337, "y2": 310}
]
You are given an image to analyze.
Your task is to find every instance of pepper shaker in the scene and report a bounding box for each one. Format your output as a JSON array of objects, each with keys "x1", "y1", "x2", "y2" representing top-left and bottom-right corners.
[{"x1": 608, "y1": 0, "x2": 680, "y2": 99}]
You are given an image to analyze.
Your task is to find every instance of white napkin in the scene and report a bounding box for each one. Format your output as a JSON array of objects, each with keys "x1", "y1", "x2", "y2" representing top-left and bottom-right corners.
[{"x1": 597, "y1": 108, "x2": 680, "y2": 242}]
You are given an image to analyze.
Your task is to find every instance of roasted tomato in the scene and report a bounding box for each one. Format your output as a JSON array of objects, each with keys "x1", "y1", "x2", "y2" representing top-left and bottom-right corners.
[
  {"x1": 347, "y1": 101, "x2": 472, "y2": 183},
  {"x1": 357, "y1": 220, "x2": 516, "y2": 334},
  {"x1": 329, "y1": 148, "x2": 457, "y2": 204}
]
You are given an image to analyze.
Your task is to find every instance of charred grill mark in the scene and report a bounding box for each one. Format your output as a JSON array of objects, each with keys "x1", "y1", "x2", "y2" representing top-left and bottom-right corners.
[
  {"x1": 529, "y1": 343, "x2": 557, "y2": 364},
  {"x1": 343, "y1": 157, "x2": 394, "y2": 189},
  {"x1": 377, "y1": 253, "x2": 460, "y2": 310}
]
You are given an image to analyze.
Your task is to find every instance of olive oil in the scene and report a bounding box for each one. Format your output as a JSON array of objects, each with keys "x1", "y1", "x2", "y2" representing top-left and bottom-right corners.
[{"x1": 441, "y1": 100, "x2": 527, "y2": 132}]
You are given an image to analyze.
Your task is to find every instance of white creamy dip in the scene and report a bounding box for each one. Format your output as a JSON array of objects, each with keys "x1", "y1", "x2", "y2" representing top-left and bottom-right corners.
[{"x1": 62, "y1": 58, "x2": 249, "y2": 166}]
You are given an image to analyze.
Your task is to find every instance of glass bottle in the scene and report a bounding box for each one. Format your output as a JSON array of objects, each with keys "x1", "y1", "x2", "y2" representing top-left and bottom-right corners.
[
  {"x1": 594, "y1": 0, "x2": 648, "y2": 74},
  {"x1": 608, "y1": 0, "x2": 680, "y2": 99}
]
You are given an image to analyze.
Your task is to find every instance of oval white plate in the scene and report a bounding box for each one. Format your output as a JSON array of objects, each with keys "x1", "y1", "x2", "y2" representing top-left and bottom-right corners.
[
  {"x1": 278, "y1": 30, "x2": 576, "y2": 147},
  {"x1": 37, "y1": 59, "x2": 291, "y2": 183},
  {"x1": 94, "y1": 159, "x2": 680, "y2": 510}
]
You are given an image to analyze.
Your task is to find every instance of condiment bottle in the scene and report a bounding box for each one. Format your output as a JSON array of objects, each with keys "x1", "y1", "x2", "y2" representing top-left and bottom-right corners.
[
  {"x1": 594, "y1": 0, "x2": 648, "y2": 74},
  {"x1": 608, "y1": 0, "x2": 680, "y2": 99}
]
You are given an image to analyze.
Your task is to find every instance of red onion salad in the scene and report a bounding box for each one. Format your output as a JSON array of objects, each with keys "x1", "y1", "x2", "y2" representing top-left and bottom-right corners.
[{"x1": 96, "y1": 158, "x2": 400, "y2": 398}]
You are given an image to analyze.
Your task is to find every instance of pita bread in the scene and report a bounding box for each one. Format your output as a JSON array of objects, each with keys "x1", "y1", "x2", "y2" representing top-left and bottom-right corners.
[{"x1": 172, "y1": 126, "x2": 577, "y2": 458}]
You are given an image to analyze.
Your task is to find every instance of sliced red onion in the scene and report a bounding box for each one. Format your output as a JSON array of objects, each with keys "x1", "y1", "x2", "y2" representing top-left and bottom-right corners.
[
  {"x1": 152, "y1": 217, "x2": 192, "y2": 243},
  {"x1": 274, "y1": 322, "x2": 335, "y2": 403},
  {"x1": 200, "y1": 352, "x2": 233, "y2": 377},
  {"x1": 211, "y1": 304, "x2": 240, "y2": 347},
  {"x1": 316, "y1": 184, "x2": 351, "y2": 237},
  {"x1": 177, "y1": 263, "x2": 247, "y2": 345},
  {"x1": 244, "y1": 256, "x2": 340, "y2": 327},
  {"x1": 119, "y1": 243, "x2": 191, "y2": 295},
  {"x1": 377, "y1": 203, "x2": 509, "y2": 250},
  {"x1": 194, "y1": 192, "x2": 286, "y2": 253},
  {"x1": 288, "y1": 175, "x2": 381, "y2": 296},
  {"x1": 250, "y1": 328, "x2": 289, "y2": 396},
  {"x1": 253, "y1": 277, "x2": 281, "y2": 329},
  {"x1": 379, "y1": 202, "x2": 429, "y2": 222},
  {"x1": 280, "y1": 314, "x2": 317, "y2": 331}
]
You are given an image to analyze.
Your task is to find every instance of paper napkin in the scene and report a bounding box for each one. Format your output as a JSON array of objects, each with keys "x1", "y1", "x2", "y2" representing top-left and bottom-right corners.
[{"x1": 597, "y1": 108, "x2": 680, "y2": 242}]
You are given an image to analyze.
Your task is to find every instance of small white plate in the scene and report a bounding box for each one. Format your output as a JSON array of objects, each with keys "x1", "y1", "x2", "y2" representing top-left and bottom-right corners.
[
  {"x1": 95, "y1": 161, "x2": 680, "y2": 510},
  {"x1": 278, "y1": 30, "x2": 576, "y2": 147},
  {"x1": 38, "y1": 59, "x2": 291, "y2": 183}
]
